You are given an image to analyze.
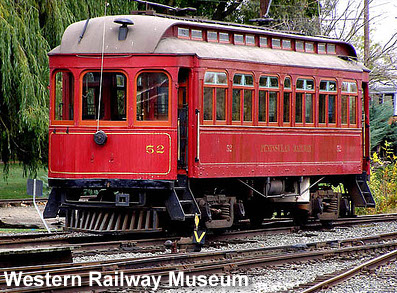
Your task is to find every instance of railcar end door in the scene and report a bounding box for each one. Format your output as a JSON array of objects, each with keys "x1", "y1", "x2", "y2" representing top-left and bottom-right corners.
[{"x1": 178, "y1": 68, "x2": 190, "y2": 170}]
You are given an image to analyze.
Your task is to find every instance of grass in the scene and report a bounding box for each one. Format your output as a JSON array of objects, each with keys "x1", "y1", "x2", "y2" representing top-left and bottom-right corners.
[{"x1": 0, "y1": 164, "x2": 48, "y2": 199}]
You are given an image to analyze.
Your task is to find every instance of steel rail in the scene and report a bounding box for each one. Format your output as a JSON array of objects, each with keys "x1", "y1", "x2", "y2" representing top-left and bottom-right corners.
[
  {"x1": 300, "y1": 249, "x2": 397, "y2": 293},
  {"x1": 3, "y1": 233, "x2": 397, "y2": 292}
]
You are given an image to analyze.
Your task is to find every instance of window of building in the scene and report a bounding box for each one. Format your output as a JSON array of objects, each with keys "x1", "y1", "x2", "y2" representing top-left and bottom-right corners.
[
  {"x1": 259, "y1": 76, "x2": 279, "y2": 123},
  {"x1": 82, "y1": 72, "x2": 126, "y2": 121},
  {"x1": 283, "y1": 77, "x2": 292, "y2": 124},
  {"x1": 233, "y1": 73, "x2": 254, "y2": 123},
  {"x1": 203, "y1": 71, "x2": 228, "y2": 123},
  {"x1": 54, "y1": 71, "x2": 74, "y2": 122},
  {"x1": 341, "y1": 81, "x2": 358, "y2": 126},
  {"x1": 260, "y1": 36, "x2": 268, "y2": 47},
  {"x1": 295, "y1": 78, "x2": 315, "y2": 125},
  {"x1": 136, "y1": 72, "x2": 169, "y2": 122},
  {"x1": 319, "y1": 80, "x2": 337, "y2": 125}
]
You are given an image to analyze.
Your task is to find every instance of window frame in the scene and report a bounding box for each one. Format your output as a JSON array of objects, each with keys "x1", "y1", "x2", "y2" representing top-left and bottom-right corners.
[
  {"x1": 51, "y1": 69, "x2": 75, "y2": 126},
  {"x1": 219, "y1": 32, "x2": 230, "y2": 43},
  {"x1": 207, "y1": 31, "x2": 218, "y2": 42},
  {"x1": 231, "y1": 72, "x2": 255, "y2": 125},
  {"x1": 295, "y1": 77, "x2": 315, "y2": 127},
  {"x1": 341, "y1": 80, "x2": 359, "y2": 128},
  {"x1": 272, "y1": 38, "x2": 281, "y2": 49},
  {"x1": 177, "y1": 27, "x2": 190, "y2": 39},
  {"x1": 318, "y1": 79, "x2": 338, "y2": 127},
  {"x1": 282, "y1": 76, "x2": 292, "y2": 126},
  {"x1": 202, "y1": 70, "x2": 228, "y2": 125},
  {"x1": 133, "y1": 70, "x2": 171, "y2": 127},
  {"x1": 191, "y1": 29, "x2": 203, "y2": 41},
  {"x1": 295, "y1": 40, "x2": 304, "y2": 52},
  {"x1": 305, "y1": 42, "x2": 314, "y2": 53},
  {"x1": 259, "y1": 36, "x2": 268, "y2": 47},
  {"x1": 327, "y1": 43, "x2": 336, "y2": 54},
  {"x1": 79, "y1": 69, "x2": 129, "y2": 127},
  {"x1": 282, "y1": 39, "x2": 292, "y2": 50},
  {"x1": 234, "y1": 34, "x2": 245, "y2": 45},
  {"x1": 246, "y1": 35, "x2": 256, "y2": 46},
  {"x1": 258, "y1": 75, "x2": 280, "y2": 126},
  {"x1": 318, "y1": 43, "x2": 326, "y2": 54}
]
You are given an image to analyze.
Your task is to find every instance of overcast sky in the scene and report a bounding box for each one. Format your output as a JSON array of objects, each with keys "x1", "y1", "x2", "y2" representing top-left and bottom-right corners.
[{"x1": 370, "y1": 0, "x2": 397, "y2": 45}]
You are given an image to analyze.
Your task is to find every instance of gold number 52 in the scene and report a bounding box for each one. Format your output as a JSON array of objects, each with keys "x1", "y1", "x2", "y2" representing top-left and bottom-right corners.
[{"x1": 146, "y1": 145, "x2": 165, "y2": 154}]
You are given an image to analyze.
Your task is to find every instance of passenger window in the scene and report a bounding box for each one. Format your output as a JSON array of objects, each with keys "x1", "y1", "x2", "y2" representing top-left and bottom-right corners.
[
  {"x1": 203, "y1": 88, "x2": 213, "y2": 120},
  {"x1": 82, "y1": 72, "x2": 126, "y2": 121},
  {"x1": 259, "y1": 91, "x2": 266, "y2": 122},
  {"x1": 349, "y1": 96, "x2": 357, "y2": 124},
  {"x1": 259, "y1": 75, "x2": 279, "y2": 124},
  {"x1": 269, "y1": 92, "x2": 277, "y2": 122},
  {"x1": 319, "y1": 80, "x2": 337, "y2": 126},
  {"x1": 136, "y1": 72, "x2": 168, "y2": 121},
  {"x1": 341, "y1": 96, "x2": 348, "y2": 125},
  {"x1": 232, "y1": 90, "x2": 241, "y2": 121},
  {"x1": 216, "y1": 88, "x2": 226, "y2": 120},
  {"x1": 328, "y1": 95, "x2": 336, "y2": 123},
  {"x1": 341, "y1": 81, "x2": 358, "y2": 126},
  {"x1": 295, "y1": 78, "x2": 314, "y2": 125},
  {"x1": 305, "y1": 94, "x2": 313, "y2": 123},
  {"x1": 283, "y1": 93, "x2": 291, "y2": 123},
  {"x1": 203, "y1": 71, "x2": 227, "y2": 123},
  {"x1": 244, "y1": 91, "x2": 253, "y2": 121},
  {"x1": 319, "y1": 94, "x2": 326, "y2": 124},
  {"x1": 283, "y1": 77, "x2": 292, "y2": 124},
  {"x1": 54, "y1": 71, "x2": 74, "y2": 121},
  {"x1": 233, "y1": 74, "x2": 254, "y2": 123},
  {"x1": 295, "y1": 94, "x2": 303, "y2": 123}
]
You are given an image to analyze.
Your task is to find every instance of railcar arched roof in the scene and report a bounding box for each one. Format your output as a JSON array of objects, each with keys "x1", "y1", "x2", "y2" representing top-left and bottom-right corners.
[{"x1": 49, "y1": 14, "x2": 366, "y2": 72}]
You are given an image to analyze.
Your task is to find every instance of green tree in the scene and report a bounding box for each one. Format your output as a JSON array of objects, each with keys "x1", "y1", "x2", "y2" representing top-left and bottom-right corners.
[
  {"x1": 369, "y1": 102, "x2": 397, "y2": 153},
  {"x1": 0, "y1": 0, "x2": 137, "y2": 176}
]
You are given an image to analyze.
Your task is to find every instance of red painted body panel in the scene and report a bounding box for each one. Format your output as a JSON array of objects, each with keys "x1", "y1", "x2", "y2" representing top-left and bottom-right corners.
[
  {"x1": 194, "y1": 127, "x2": 362, "y2": 178},
  {"x1": 48, "y1": 129, "x2": 176, "y2": 180},
  {"x1": 48, "y1": 52, "x2": 369, "y2": 182}
]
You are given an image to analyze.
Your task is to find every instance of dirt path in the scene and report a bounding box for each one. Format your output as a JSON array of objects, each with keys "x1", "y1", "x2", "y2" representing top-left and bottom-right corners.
[{"x1": 0, "y1": 203, "x2": 63, "y2": 230}]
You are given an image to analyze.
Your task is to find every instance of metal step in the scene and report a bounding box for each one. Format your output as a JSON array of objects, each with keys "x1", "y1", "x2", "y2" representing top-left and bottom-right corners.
[
  {"x1": 350, "y1": 174, "x2": 375, "y2": 208},
  {"x1": 165, "y1": 176, "x2": 200, "y2": 221}
]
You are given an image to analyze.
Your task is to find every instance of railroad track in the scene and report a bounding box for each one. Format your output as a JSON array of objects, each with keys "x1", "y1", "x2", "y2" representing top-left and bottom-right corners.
[
  {"x1": 0, "y1": 226, "x2": 297, "y2": 256},
  {"x1": 3, "y1": 231, "x2": 397, "y2": 292},
  {"x1": 0, "y1": 198, "x2": 48, "y2": 207},
  {"x1": 299, "y1": 249, "x2": 397, "y2": 292},
  {"x1": 1, "y1": 213, "x2": 397, "y2": 255}
]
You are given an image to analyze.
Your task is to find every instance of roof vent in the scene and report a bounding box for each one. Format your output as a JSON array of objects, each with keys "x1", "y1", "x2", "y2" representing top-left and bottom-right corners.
[{"x1": 114, "y1": 18, "x2": 134, "y2": 41}]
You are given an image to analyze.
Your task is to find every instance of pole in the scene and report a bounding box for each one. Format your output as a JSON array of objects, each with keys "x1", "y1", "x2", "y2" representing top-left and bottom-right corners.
[
  {"x1": 364, "y1": 0, "x2": 370, "y2": 66},
  {"x1": 32, "y1": 180, "x2": 51, "y2": 233}
]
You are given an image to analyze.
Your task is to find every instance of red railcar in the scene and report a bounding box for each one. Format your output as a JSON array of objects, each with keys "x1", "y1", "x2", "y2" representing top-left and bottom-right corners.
[{"x1": 44, "y1": 14, "x2": 374, "y2": 232}]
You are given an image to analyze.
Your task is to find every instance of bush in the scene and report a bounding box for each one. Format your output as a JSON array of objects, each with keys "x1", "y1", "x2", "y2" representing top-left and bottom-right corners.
[{"x1": 363, "y1": 142, "x2": 397, "y2": 214}]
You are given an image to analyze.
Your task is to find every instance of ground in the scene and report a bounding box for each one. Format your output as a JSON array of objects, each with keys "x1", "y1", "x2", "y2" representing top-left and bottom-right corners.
[{"x1": 0, "y1": 204, "x2": 62, "y2": 232}]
